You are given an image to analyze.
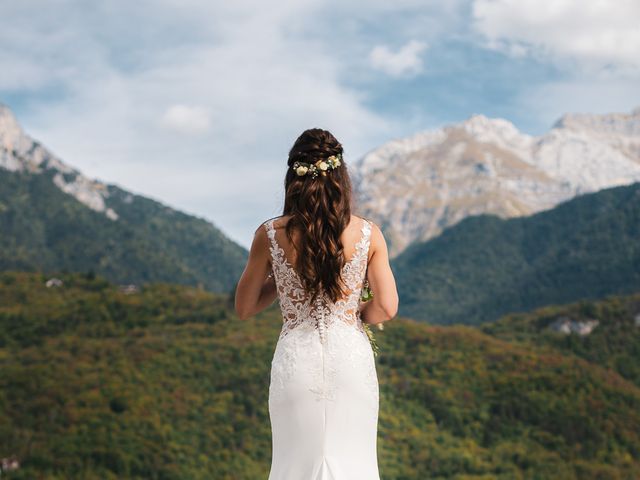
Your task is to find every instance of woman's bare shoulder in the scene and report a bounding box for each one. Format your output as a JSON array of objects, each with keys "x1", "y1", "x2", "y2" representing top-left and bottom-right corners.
[{"x1": 262, "y1": 215, "x2": 285, "y2": 229}]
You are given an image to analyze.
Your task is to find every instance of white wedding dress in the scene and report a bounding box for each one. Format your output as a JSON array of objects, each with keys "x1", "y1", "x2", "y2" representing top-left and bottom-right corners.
[{"x1": 263, "y1": 217, "x2": 380, "y2": 480}]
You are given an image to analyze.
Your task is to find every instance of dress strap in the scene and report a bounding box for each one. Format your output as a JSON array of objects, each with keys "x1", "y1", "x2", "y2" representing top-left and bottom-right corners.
[
  {"x1": 362, "y1": 219, "x2": 372, "y2": 264},
  {"x1": 263, "y1": 219, "x2": 279, "y2": 271},
  {"x1": 263, "y1": 218, "x2": 276, "y2": 245}
]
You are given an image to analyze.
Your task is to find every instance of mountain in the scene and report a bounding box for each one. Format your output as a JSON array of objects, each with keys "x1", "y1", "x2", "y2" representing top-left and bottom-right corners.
[
  {"x1": 391, "y1": 181, "x2": 640, "y2": 325},
  {"x1": 0, "y1": 103, "x2": 247, "y2": 292},
  {"x1": 1, "y1": 271, "x2": 639, "y2": 479},
  {"x1": 352, "y1": 107, "x2": 640, "y2": 257}
]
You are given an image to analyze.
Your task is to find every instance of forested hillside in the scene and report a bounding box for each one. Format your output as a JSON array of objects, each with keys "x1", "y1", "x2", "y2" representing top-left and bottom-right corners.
[
  {"x1": 0, "y1": 169, "x2": 247, "y2": 293},
  {"x1": 392, "y1": 181, "x2": 640, "y2": 325},
  {"x1": 480, "y1": 291, "x2": 640, "y2": 387},
  {"x1": 1, "y1": 271, "x2": 639, "y2": 479}
]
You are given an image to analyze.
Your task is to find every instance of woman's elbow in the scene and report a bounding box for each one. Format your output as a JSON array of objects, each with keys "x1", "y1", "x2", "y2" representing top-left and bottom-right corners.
[
  {"x1": 234, "y1": 299, "x2": 249, "y2": 320},
  {"x1": 382, "y1": 305, "x2": 398, "y2": 321},
  {"x1": 381, "y1": 296, "x2": 399, "y2": 321}
]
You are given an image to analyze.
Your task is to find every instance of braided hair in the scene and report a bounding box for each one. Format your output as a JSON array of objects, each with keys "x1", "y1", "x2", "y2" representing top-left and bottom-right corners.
[{"x1": 282, "y1": 128, "x2": 354, "y2": 304}]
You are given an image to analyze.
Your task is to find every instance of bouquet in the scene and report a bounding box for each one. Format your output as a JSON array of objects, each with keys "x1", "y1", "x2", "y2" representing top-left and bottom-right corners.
[{"x1": 360, "y1": 278, "x2": 383, "y2": 356}]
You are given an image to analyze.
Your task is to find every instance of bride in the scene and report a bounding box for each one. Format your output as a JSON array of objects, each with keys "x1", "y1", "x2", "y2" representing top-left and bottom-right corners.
[{"x1": 235, "y1": 128, "x2": 399, "y2": 479}]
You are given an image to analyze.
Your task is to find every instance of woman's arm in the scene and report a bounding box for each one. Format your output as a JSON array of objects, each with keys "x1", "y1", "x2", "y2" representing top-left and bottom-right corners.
[
  {"x1": 254, "y1": 273, "x2": 278, "y2": 313},
  {"x1": 234, "y1": 224, "x2": 278, "y2": 320},
  {"x1": 360, "y1": 221, "x2": 399, "y2": 325}
]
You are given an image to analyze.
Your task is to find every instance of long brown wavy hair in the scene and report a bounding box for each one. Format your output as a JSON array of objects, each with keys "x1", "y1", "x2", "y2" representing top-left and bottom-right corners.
[{"x1": 281, "y1": 128, "x2": 353, "y2": 305}]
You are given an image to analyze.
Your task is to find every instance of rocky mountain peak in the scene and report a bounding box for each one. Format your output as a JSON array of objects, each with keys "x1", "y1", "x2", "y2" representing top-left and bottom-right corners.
[
  {"x1": 353, "y1": 106, "x2": 640, "y2": 257},
  {"x1": 0, "y1": 103, "x2": 31, "y2": 156},
  {"x1": 459, "y1": 113, "x2": 522, "y2": 138},
  {"x1": 0, "y1": 103, "x2": 119, "y2": 220},
  {"x1": 552, "y1": 106, "x2": 640, "y2": 136}
]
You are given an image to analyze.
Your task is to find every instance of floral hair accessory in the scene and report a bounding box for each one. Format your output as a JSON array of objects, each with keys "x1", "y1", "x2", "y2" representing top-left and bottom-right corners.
[{"x1": 292, "y1": 153, "x2": 343, "y2": 178}]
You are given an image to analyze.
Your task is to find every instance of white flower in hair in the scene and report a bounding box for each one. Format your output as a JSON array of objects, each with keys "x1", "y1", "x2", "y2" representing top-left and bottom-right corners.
[{"x1": 292, "y1": 152, "x2": 343, "y2": 178}]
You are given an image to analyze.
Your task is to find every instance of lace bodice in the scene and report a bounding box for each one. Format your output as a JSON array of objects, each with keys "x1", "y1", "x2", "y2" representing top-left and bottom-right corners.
[{"x1": 264, "y1": 217, "x2": 372, "y2": 343}]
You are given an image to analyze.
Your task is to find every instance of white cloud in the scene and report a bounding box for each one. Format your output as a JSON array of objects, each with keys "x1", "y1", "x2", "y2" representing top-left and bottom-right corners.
[
  {"x1": 160, "y1": 104, "x2": 211, "y2": 135},
  {"x1": 472, "y1": 0, "x2": 640, "y2": 72},
  {"x1": 3, "y1": 0, "x2": 636, "y2": 248},
  {"x1": 0, "y1": 1, "x2": 402, "y2": 247},
  {"x1": 368, "y1": 40, "x2": 429, "y2": 77}
]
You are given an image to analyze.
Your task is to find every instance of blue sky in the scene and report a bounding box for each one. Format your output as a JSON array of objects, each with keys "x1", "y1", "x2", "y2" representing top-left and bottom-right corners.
[{"x1": 1, "y1": 0, "x2": 639, "y2": 248}]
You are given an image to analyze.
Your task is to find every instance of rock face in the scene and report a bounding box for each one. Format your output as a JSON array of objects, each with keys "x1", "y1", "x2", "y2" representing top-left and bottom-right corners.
[
  {"x1": 548, "y1": 316, "x2": 600, "y2": 336},
  {"x1": 0, "y1": 103, "x2": 118, "y2": 220},
  {"x1": 352, "y1": 107, "x2": 640, "y2": 257}
]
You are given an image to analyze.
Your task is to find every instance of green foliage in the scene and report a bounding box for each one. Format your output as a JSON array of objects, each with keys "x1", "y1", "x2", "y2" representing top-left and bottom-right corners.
[
  {"x1": 1, "y1": 272, "x2": 639, "y2": 479},
  {"x1": 1, "y1": 271, "x2": 272, "y2": 479},
  {"x1": 392, "y1": 181, "x2": 640, "y2": 325},
  {"x1": 0, "y1": 169, "x2": 248, "y2": 293},
  {"x1": 481, "y1": 292, "x2": 640, "y2": 388}
]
